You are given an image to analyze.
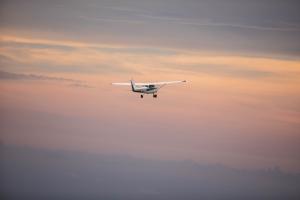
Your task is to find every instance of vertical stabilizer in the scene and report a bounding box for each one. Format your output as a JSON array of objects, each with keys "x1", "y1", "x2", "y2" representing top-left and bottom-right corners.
[{"x1": 130, "y1": 79, "x2": 136, "y2": 91}]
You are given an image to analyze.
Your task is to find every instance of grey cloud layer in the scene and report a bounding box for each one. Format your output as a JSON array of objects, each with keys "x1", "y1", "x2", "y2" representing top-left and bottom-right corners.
[{"x1": 1, "y1": 0, "x2": 299, "y2": 57}]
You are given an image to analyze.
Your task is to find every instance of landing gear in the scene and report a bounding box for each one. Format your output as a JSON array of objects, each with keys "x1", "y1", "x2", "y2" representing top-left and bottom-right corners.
[
  {"x1": 140, "y1": 94, "x2": 143, "y2": 98},
  {"x1": 153, "y1": 94, "x2": 157, "y2": 98}
]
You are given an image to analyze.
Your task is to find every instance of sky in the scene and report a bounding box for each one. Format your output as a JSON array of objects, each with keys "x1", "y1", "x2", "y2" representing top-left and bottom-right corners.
[{"x1": 0, "y1": 0, "x2": 300, "y2": 198}]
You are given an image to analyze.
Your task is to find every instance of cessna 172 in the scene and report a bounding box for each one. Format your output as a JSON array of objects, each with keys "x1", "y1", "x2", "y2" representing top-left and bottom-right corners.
[{"x1": 112, "y1": 80, "x2": 186, "y2": 98}]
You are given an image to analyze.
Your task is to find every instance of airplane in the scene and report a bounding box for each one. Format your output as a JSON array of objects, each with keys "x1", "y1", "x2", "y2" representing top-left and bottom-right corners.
[{"x1": 112, "y1": 79, "x2": 186, "y2": 98}]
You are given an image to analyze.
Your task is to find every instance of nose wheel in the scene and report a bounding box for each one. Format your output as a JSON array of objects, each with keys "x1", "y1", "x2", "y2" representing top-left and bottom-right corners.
[
  {"x1": 153, "y1": 94, "x2": 157, "y2": 98},
  {"x1": 140, "y1": 94, "x2": 143, "y2": 98}
]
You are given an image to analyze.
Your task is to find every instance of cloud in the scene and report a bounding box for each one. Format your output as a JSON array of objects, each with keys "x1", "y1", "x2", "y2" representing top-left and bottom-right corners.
[
  {"x1": 138, "y1": 14, "x2": 300, "y2": 32},
  {"x1": 1, "y1": 35, "x2": 299, "y2": 81},
  {"x1": 183, "y1": 64, "x2": 274, "y2": 79},
  {"x1": 103, "y1": 5, "x2": 152, "y2": 15},
  {"x1": 177, "y1": 21, "x2": 300, "y2": 32},
  {"x1": 1, "y1": 0, "x2": 299, "y2": 58},
  {"x1": 0, "y1": 70, "x2": 75, "y2": 82},
  {"x1": 68, "y1": 83, "x2": 94, "y2": 88},
  {"x1": 0, "y1": 70, "x2": 93, "y2": 88},
  {"x1": 78, "y1": 15, "x2": 144, "y2": 25},
  {"x1": 78, "y1": 10, "x2": 300, "y2": 32}
]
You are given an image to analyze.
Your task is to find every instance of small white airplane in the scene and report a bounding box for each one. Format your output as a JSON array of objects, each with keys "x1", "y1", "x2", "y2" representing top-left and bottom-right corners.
[{"x1": 112, "y1": 79, "x2": 186, "y2": 98}]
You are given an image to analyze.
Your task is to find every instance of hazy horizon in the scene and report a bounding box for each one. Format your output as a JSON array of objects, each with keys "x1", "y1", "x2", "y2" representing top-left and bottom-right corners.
[{"x1": 1, "y1": 143, "x2": 300, "y2": 199}]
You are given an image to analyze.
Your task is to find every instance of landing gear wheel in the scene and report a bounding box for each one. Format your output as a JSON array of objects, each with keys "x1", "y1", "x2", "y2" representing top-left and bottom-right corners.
[
  {"x1": 153, "y1": 94, "x2": 157, "y2": 98},
  {"x1": 140, "y1": 94, "x2": 144, "y2": 98}
]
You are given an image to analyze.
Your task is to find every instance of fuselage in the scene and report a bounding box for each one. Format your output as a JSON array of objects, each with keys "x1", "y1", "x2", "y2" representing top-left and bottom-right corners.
[
  {"x1": 130, "y1": 80, "x2": 158, "y2": 94},
  {"x1": 132, "y1": 85, "x2": 158, "y2": 94}
]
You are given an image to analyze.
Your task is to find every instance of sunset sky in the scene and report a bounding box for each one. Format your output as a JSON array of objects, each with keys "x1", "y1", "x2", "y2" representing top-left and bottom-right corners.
[{"x1": 1, "y1": 0, "x2": 300, "y2": 179}]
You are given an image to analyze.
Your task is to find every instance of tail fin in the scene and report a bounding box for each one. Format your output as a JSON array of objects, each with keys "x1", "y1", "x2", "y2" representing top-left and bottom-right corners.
[{"x1": 130, "y1": 79, "x2": 136, "y2": 91}]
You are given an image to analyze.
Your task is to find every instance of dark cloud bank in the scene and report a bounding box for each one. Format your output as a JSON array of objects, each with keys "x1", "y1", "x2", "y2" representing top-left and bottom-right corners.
[{"x1": 1, "y1": 144, "x2": 299, "y2": 200}]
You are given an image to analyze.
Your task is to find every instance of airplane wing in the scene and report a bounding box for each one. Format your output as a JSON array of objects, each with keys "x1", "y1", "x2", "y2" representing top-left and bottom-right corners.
[
  {"x1": 112, "y1": 80, "x2": 186, "y2": 86},
  {"x1": 135, "y1": 80, "x2": 186, "y2": 86},
  {"x1": 112, "y1": 82, "x2": 131, "y2": 86}
]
